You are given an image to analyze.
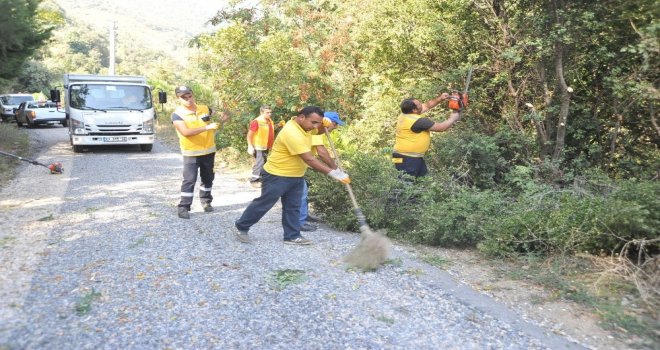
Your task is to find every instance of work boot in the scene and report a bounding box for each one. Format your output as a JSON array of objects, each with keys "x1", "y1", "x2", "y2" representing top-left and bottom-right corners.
[
  {"x1": 306, "y1": 213, "x2": 322, "y2": 223},
  {"x1": 202, "y1": 203, "x2": 214, "y2": 212},
  {"x1": 233, "y1": 226, "x2": 251, "y2": 243},
  {"x1": 300, "y1": 222, "x2": 318, "y2": 232},
  {"x1": 177, "y1": 207, "x2": 190, "y2": 219}
]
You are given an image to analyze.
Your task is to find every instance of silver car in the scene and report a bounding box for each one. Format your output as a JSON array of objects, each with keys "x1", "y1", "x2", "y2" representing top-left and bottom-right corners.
[{"x1": 1, "y1": 94, "x2": 35, "y2": 122}]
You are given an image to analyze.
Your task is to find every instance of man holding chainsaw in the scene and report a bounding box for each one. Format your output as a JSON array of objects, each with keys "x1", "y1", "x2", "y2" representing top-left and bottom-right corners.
[
  {"x1": 392, "y1": 93, "x2": 462, "y2": 178},
  {"x1": 233, "y1": 106, "x2": 350, "y2": 245}
]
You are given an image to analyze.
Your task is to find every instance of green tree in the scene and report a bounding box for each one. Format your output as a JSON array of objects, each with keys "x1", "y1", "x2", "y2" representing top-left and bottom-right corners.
[{"x1": 0, "y1": 0, "x2": 55, "y2": 83}]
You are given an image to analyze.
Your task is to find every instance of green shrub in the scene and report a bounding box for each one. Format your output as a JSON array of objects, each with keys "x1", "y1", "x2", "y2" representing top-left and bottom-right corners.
[
  {"x1": 412, "y1": 188, "x2": 507, "y2": 247},
  {"x1": 426, "y1": 128, "x2": 506, "y2": 189},
  {"x1": 479, "y1": 180, "x2": 659, "y2": 258},
  {"x1": 307, "y1": 150, "x2": 421, "y2": 235}
]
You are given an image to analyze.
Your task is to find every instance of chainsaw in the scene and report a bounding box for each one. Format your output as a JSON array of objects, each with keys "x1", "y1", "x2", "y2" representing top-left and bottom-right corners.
[{"x1": 448, "y1": 66, "x2": 473, "y2": 111}]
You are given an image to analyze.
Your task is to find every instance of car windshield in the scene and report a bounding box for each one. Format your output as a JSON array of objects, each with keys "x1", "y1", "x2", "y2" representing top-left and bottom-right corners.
[
  {"x1": 1, "y1": 95, "x2": 34, "y2": 105},
  {"x1": 69, "y1": 84, "x2": 152, "y2": 110}
]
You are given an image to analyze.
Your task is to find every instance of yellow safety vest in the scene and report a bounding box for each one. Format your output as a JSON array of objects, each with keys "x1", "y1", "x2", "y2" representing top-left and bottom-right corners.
[
  {"x1": 174, "y1": 105, "x2": 216, "y2": 156},
  {"x1": 393, "y1": 113, "x2": 431, "y2": 157}
]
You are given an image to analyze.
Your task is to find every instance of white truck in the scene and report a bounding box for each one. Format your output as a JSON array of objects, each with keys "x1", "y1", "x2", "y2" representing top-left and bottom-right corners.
[{"x1": 52, "y1": 74, "x2": 159, "y2": 153}]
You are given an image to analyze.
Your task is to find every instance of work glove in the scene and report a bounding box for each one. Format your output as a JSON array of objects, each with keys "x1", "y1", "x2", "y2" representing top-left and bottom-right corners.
[
  {"x1": 247, "y1": 144, "x2": 255, "y2": 155},
  {"x1": 322, "y1": 117, "x2": 333, "y2": 128},
  {"x1": 205, "y1": 122, "x2": 219, "y2": 131},
  {"x1": 278, "y1": 120, "x2": 286, "y2": 128},
  {"x1": 328, "y1": 168, "x2": 351, "y2": 184}
]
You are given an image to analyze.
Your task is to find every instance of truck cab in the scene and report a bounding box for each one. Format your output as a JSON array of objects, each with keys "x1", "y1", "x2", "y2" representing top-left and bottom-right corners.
[{"x1": 59, "y1": 74, "x2": 157, "y2": 152}]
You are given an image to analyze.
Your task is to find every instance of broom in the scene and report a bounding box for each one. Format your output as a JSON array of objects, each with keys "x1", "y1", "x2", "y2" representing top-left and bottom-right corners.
[
  {"x1": 323, "y1": 129, "x2": 391, "y2": 270},
  {"x1": 0, "y1": 150, "x2": 63, "y2": 174}
]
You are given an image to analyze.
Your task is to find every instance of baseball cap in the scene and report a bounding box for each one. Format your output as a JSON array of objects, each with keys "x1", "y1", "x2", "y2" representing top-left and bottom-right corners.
[
  {"x1": 323, "y1": 111, "x2": 345, "y2": 126},
  {"x1": 175, "y1": 85, "x2": 193, "y2": 97}
]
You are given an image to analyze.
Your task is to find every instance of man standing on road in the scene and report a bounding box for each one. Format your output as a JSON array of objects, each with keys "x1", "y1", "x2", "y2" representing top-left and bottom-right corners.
[
  {"x1": 171, "y1": 85, "x2": 222, "y2": 219},
  {"x1": 246, "y1": 106, "x2": 275, "y2": 188},
  {"x1": 299, "y1": 111, "x2": 345, "y2": 232},
  {"x1": 233, "y1": 106, "x2": 350, "y2": 245},
  {"x1": 392, "y1": 93, "x2": 461, "y2": 178}
]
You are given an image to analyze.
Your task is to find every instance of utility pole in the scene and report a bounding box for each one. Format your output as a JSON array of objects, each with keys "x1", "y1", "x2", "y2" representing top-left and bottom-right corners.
[{"x1": 109, "y1": 22, "x2": 116, "y2": 75}]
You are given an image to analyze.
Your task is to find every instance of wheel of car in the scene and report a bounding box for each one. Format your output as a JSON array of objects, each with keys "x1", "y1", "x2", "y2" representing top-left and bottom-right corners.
[
  {"x1": 140, "y1": 144, "x2": 153, "y2": 152},
  {"x1": 73, "y1": 145, "x2": 83, "y2": 153}
]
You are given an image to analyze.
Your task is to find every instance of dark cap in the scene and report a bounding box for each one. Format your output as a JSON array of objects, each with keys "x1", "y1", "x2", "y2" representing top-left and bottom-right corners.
[{"x1": 175, "y1": 85, "x2": 193, "y2": 97}]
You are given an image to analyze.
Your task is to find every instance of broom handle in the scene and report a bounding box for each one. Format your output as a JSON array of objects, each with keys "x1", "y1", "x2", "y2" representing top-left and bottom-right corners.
[{"x1": 323, "y1": 129, "x2": 368, "y2": 226}]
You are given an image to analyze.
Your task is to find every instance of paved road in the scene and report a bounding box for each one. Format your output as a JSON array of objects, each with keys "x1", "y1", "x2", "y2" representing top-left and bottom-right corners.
[{"x1": 0, "y1": 126, "x2": 586, "y2": 349}]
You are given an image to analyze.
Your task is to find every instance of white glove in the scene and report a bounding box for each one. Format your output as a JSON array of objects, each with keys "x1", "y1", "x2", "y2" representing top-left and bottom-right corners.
[
  {"x1": 205, "y1": 122, "x2": 219, "y2": 131},
  {"x1": 328, "y1": 168, "x2": 351, "y2": 184},
  {"x1": 247, "y1": 145, "x2": 255, "y2": 155}
]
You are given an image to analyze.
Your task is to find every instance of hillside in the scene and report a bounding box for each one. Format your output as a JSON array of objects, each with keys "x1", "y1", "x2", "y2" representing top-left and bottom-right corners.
[{"x1": 52, "y1": 0, "x2": 228, "y2": 64}]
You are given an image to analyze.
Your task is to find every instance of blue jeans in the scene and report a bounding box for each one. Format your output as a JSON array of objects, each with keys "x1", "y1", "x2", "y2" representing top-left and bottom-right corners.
[
  {"x1": 299, "y1": 180, "x2": 308, "y2": 225},
  {"x1": 235, "y1": 170, "x2": 304, "y2": 241}
]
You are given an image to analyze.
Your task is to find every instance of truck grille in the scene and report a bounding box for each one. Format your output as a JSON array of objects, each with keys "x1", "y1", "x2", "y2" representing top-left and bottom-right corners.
[{"x1": 86, "y1": 124, "x2": 143, "y2": 135}]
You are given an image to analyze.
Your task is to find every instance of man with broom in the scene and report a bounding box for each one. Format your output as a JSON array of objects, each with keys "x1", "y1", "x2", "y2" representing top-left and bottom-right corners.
[{"x1": 232, "y1": 106, "x2": 351, "y2": 245}]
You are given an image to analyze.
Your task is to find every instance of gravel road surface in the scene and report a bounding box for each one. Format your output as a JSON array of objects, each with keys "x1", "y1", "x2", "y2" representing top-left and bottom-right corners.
[{"x1": 0, "y1": 126, "x2": 588, "y2": 349}]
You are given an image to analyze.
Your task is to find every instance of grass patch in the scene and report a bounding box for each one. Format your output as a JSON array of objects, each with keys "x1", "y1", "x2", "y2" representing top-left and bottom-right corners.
[
  {"x1": 37, "y1": 214, "x2": 54, "y2": 221},
  {"x1": 0, "y1": 236, "x2": 16, "y2": 248},
  {"x1": 422, "y1": 255, "x2": 451, "y2": 268},
  {"x1": 0, "y1": 123, "x2": 30, "y2": 186},
  {"x1": 509, "y1": 254, "x2": 658, "y2": 343},
  {"x1": 75, "y1": 288, "x2": 102, "y2": 316},
  {"x1": 269, "y1": 269, "x2": 307, "y2": 290}
]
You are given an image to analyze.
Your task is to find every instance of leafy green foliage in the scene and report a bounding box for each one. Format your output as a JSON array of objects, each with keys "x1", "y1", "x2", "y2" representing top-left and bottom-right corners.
[{"x1": 0, "y1": 0, "x2": 55, "y2": 82}]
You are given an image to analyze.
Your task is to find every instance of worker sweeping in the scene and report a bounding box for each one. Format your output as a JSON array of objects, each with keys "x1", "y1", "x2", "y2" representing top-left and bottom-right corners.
[
  {"x1": 232, "y1": 106, "x2": 350, "y2": 245},
  {"x1": 0, "y1": 150, "x2": 63, "y2": 174}
]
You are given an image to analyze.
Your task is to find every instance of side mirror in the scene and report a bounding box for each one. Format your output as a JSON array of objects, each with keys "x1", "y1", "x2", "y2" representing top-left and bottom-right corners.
[
  {"x1": 50, "y1": 89, "x2": 61, "y2": 103},
  {"x1": 158, "y1": 91, "x2": 167, "y2": 104}
]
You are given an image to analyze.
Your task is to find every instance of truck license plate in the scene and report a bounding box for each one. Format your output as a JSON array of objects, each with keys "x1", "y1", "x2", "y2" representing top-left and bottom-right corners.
[{"x1": 102, "y1": 136, "x2": 127, "y2": 142}]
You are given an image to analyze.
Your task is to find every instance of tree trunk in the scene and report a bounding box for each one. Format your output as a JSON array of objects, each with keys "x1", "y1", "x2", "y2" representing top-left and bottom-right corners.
[{"x1": 551, "y1": 1, "x2": 571, "y2": 161}]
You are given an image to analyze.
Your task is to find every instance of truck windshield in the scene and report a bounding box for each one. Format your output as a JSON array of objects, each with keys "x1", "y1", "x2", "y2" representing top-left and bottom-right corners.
[{"x1": 69, "y1": 84, "x2": 152, "y2": 110}]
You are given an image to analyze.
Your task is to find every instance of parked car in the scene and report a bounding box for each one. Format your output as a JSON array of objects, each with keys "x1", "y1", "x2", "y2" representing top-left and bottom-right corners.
[
  {"x1": 14, "y1": 101, "x2": 67, "y2": 127},
  {"x1": 1, "y1": 94, "x2": 35, "y2": 122}
]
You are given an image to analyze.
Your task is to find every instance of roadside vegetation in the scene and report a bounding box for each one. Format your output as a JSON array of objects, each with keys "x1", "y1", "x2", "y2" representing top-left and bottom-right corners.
[
  {"x1": 0, "y1": 124, "x2": 30, "y2": 186},
  {"x1": 1, "y1": 0, "x2": 657, "y2": 347}
]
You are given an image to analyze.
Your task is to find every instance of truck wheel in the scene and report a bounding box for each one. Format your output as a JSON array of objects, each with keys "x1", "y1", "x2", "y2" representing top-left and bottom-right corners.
[
  {"x1": 140, "y1": 144, "x2": 153, "y2": 152},
  {"x1": 73, "y1": 145, "x2": 83, "y2": 153}
]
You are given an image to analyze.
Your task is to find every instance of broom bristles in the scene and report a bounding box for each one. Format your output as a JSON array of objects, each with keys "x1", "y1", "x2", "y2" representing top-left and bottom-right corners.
[{"x1": 343, "y1": 227, "x2": 391, "y2": 271}]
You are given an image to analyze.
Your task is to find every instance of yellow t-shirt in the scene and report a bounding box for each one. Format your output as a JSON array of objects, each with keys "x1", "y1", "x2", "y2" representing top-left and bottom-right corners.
[{"x1": 263, "y1": 119, "x2": 312, "y2": 177}]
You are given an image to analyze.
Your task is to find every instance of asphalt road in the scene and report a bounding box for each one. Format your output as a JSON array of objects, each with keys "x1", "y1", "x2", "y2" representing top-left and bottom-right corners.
[{"x1": 0, "y1": 126, "x2": 587, "y2": 349}]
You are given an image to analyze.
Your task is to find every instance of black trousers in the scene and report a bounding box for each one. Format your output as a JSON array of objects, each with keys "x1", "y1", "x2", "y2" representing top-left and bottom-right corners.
[{"x1": 178, "y1": 153, "x2": 215, "y2": 209}]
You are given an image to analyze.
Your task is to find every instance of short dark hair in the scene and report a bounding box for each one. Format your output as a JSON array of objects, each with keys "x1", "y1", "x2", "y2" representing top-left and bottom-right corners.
[
  {"x1": 260, "y1": 105, "x2": 271, "y2": 112},
  {"x1": 400, "y1": 98, "x2": 417, "y2": 114},
  {"x1": 298, "y1": 106, "x2": 324, "y2": 118}
]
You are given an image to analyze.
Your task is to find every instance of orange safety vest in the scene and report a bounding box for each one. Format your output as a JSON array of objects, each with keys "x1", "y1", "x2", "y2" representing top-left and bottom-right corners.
[{"x1": 251, "y1": 115, "x2": 274, "y2": 150}]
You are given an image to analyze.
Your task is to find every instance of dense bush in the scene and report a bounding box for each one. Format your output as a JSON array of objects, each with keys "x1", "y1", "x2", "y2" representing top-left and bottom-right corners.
[
  {"x1": 411, "y1": 187, "x2": 507, "y2": 247},
  {"x1": 478, "y1": 180, "x2": 659, "y2": 258}
]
